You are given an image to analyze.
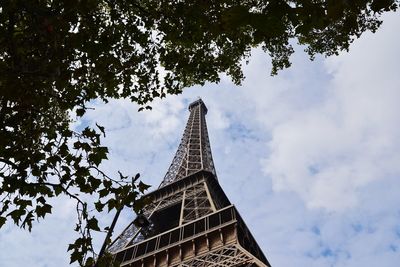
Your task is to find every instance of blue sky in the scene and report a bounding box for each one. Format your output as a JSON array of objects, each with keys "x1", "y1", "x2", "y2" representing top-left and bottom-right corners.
[{"x1": 1, "y1": 12, "x2": 400, "y2": 267}]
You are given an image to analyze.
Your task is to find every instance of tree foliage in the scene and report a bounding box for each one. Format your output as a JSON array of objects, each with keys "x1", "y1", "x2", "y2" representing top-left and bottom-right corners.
[{"x1": 0, "y1": 0, "x2": 398, "y2": 265}]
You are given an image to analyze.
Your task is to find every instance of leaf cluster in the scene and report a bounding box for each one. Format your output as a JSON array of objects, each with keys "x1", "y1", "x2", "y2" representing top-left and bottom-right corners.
[{"x1": 0, "y1": 116, "x2": 148, "y2": 265}]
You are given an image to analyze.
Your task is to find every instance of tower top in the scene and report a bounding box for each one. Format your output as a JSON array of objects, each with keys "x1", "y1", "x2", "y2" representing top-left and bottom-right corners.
[
  {"x1": 159, "y1": 99, "x2": 216, "y2": 188},
  {"x1": 188, "y1": 98, "x2": 208, "y2": 114}
]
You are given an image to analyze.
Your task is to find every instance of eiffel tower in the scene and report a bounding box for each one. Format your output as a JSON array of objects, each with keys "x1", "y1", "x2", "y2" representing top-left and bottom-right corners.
[{"x1": 108, "y1": 99, "x2": 271, "y2": 267}]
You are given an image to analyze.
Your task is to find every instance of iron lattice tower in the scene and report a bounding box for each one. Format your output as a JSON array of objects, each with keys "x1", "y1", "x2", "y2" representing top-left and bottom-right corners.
[{"x1": 109, "y1": 99, "x2": 271, "y2": 267}]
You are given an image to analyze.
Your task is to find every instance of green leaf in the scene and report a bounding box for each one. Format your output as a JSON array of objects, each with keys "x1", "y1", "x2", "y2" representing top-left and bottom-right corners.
[
  {"x1": 94, "y1": 201, "x2": 105, "y2": 212},
  {"x1": 133, "y1": 173, "x2": 140, "y2": 182},
  {"x1": 89, "y1": 146, "x2": 108, "y2": 166},
  {"x1": 21, "y1": 211, "x2": 35, "y2": 231},
  {"x1": 73, "y1": 141, "x2": 82, "y2": 149},
  {"x1": 0, "y1": 216, "x2": 6, "y2": 228},
  {"x1": 82, "y1": 127, "x2": 96, "y2": 139},
  {"x1": 87, "y1": 217, "x2": 101, "y2": 231},
  {"x1": 107, "y1": 199, "x2": 117, "y2": 212},
  {"x1": 67, "y1": 243, "x2": 75, "y2": 252},
  {"x1": 36, "y1": 196, "x2": 46, "y2": 204},
  {"x1": 103, "y1": 179, "x2": 112, "y2": 188},
  {"x1": 35, "y1": 204, "x2": 52, "y2": 218},
  {"x1": 8, "y1": 209, "x2": 26, "y2": 224},
  {"x1": 138, "y1": 181, "x2": 150, "y2": 193},
  {"x1": 98, "y1": 188, "x2": 109, "y2": 198},
  {"x1": 118, "y1": 171, "x2": 128, "y2": 180},
  {"x1": 70, "y1": 250, "x2": 82, "y2": 264},
  {"x1": 96, "y1": 123, "x2": 106, "y2": 137},
  {"x1": 54, "y1": 186, "x2": 63, "y2": 196},
  {"x1": 88, "y1": 176, "x2": 102, "y2": 190},
  {"x1": 76, "y1": 108, "x2": 86, "y2": 117}
]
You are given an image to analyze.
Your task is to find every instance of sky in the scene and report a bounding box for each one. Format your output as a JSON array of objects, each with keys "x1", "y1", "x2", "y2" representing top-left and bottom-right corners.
[{"x1": 1, "y1": 11, "x2": 400, "y2": 267}]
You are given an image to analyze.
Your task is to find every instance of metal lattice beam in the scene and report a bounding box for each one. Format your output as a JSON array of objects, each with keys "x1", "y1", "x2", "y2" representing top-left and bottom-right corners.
[
  {"x1": 179, "y1": 245, "x2": 254, "y2": 267},
  {"x1": 159, "y1": 99, "x2": 216, "y2": 188},
  {"x1": 181, "y1": 183, "x2": 215, "y2": 224}
]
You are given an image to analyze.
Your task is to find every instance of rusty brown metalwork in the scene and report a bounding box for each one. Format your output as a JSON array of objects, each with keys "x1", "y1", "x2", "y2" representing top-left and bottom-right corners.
[{"x1": 109, "y1": 100, "x2": 271, "y2": 267}]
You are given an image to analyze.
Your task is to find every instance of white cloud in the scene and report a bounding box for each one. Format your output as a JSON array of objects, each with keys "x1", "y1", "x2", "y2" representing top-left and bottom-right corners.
[{"x1": 260, "y1": 12, "x2": 400, "y2": 211}]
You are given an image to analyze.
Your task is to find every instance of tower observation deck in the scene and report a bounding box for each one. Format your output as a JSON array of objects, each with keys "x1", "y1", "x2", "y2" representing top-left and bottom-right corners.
[{"x1": 108, "y1": 99, "x2": 271, "y2": 267}]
